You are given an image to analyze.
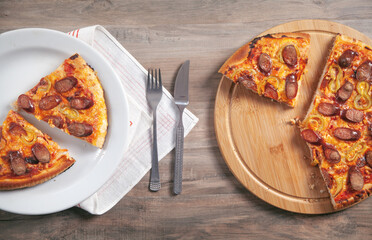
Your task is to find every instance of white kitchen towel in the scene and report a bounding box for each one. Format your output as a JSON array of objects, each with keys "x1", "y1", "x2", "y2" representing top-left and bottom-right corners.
[{"x1": 67, "y1": 26, "x2": 199, "y2": 215}]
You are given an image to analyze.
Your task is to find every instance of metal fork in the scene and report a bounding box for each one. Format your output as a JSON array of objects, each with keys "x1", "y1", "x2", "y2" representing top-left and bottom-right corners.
[{"x1": 146, "y1": 69, "x2": 163, "y2": 192}]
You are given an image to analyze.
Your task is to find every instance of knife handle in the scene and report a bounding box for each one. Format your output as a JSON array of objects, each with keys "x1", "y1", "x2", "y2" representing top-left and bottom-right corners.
[{"x1": 174, "y1": 107, "x2": 185, "y2": 195}]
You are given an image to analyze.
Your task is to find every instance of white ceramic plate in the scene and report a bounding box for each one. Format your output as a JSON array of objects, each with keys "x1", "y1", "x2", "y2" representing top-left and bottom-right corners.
[{"x1": 0, "y1": 28, "x2": 129, "y2": 215}]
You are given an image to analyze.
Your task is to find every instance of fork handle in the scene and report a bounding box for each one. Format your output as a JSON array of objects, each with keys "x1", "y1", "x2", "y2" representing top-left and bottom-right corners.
[
  {"x1": 174, "y1": 106, "x2": 185, "y2": 195},
  {"x1": 149, "y1": 110, "x2": 161, "y2": 191}
]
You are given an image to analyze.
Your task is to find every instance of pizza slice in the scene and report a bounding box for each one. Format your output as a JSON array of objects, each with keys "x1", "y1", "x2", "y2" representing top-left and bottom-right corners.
[
  {"x1": 16, "y1": 53, "x2": 108, "y2": 148},
  {"x1": 300, "y1": 34, "x2": 372, "y2": 209},
  {"x1": 0, "y1": 110, "x2": 75, "y2": 190},
  {"x1": 219, "y1": 32, "x2": 310, "y2": 107}
]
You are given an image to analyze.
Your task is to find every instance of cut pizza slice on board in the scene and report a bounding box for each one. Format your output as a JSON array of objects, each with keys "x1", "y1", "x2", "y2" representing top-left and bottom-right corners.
[
  {"x1": 300, "y1": 34, "x2": 372, "y2": 209},
  {"x1": 0, "y1": 110, "x2": 75, "y2": 190},
  {"x1": 15, "y1": 53, "x2": 108, "y2": 148},
  {"x1": 219, "y1": 32, "x2": 310, "y2": 107}
]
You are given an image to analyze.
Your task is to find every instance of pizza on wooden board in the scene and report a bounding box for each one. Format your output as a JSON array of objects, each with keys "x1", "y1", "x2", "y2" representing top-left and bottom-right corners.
[
  {"x1": 0, "y1": 110, "x2": 75, "y2": 190},
  {"x1": 16, "y1": 53, "x2": 108, "y2": 148},
  {"x1": 300, "y1": 34, "x2": 372, "y2": 209},
  {"x1": 219, "y1": 32, "x2": 310, "y2": 107},
  {"x1": 219, "y1": 31, "x2": 371, "y2": 210}
]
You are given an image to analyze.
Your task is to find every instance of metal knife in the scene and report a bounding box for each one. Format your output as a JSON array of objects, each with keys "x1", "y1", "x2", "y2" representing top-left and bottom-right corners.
[{"x1": 173, "y1": 60, "x2": 190, "y2": 195}]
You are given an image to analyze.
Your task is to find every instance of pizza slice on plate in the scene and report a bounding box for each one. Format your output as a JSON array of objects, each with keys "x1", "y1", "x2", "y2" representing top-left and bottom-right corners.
[
  {"x1": 300, "y1": 34, "x2": 372, "y2": 209},
  {"x1": 0, "y1": 110, "x2": 75, "y2": 190},
  {"x1": 219, "y1": 32, "x2": 310, "y2": 107},
  {"x1": 16, "y1": 53, "x2": 108, "y2": 148}
]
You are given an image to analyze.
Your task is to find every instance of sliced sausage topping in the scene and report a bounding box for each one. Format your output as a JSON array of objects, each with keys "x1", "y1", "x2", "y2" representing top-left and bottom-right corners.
[
  {"x1": 8, "y1": 122, "x2": 26, "y2": 136},
  {"x1": 17, "y1": 94, "x2": 34, "y2": 113},
  {"x1": 365, "y1": 151, "x2": 372, "y2": 168},
  {"x1": 54, "y1": 76, "x2": 78, "y2": 93},
  {"x1": 322, "y1": 144, "x2": 341, "y2": 164},
  {"x1": 301, "y1": 129, "x2": 322, "y2": 145},
  {"x1": 349, "y1": 166, "x2": 364, "y2": 191},
  {"x1": 317, "y1": 102, "x2": 339, "y2": 116},
  {"x1": 69, "y1": 97, "x2": 93, "y2": 110},
  {"x1": 42, "y1": 116, "x2": 64, "y2": 129},
  {"x1": 258, "y1": 53, "x2": 272, "y2": 74},
  {"x1": 336, "y1": 81, "x2": 354, "y2": 102},
  {"x1": 321, "y1": 168, "x2": 333, "y2": 189},
  {"x1": 334, "y1": 127, "x2": 361, "y2": 141},
  {"x1": 338, "y1": 49, "x2": 356, "y2": 68},
  {"x1": 25, "y1": 156, "x2": 39, "y2": 164},
  {"x1": 285, "y1": 73, "x2": 298, "y2": 99},
  {"x1": 356, "y1": 157, "x2": 366, "y2": 168},
  {"x1": 32, "y1": 143, "x2": 50, "y2": 163},
  {"x1": 356, "y1": 61, "x2": 372, "y2": 82},
  {"x1": 342, "y1": 109, "x2": 364, "y2": 123},
  {"x1": 39, "y1": 95, "x2": 62, "y2": 110},
  {"x1": 68, "y1": 122, "x2": 93, "y2": 137},
  {"x1": 238, "y1": 75, "x2": 257, "y2": 91},
  {"x1": 264, "y1": 83, "x2": 278, "y2": 100},
  {"x1": 282, "y1": 45, "x2": 297, "y2": 66},
  {"x1": 9, "y1": 151, "x2": 26, "y2": 176}
]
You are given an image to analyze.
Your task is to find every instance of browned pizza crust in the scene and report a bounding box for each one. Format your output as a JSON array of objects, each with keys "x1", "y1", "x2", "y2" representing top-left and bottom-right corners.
[
  {"x1": 0, "y1": 155, "x2": 74, "y2": 190},
  {"x1": 332, "y1": 182, "x2": 372, "y2": 210}
]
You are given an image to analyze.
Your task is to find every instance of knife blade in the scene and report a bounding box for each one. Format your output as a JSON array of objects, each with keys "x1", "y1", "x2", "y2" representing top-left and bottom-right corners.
[{"x1": 173, "y1": 60, "x2": 190, "y2": 195}]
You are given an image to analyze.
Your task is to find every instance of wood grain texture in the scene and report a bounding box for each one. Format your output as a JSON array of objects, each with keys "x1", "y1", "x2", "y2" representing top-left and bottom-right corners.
[
  {"x1": 215, "y1": 20, "x2": 372, "y2": 214},
  {"x1": 0, "y1": 0, "x2": 372, "y2": 239}
]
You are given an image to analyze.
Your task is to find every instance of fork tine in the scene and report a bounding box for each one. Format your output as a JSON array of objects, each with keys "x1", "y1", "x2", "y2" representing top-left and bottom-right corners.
[
  {"x1": 151, "y1": 69, "x2": 154, "y2": 89},
  {"x1": 147, "y1": 68, "x2": 150, "y2": 90},
  {"x1": 158, "y1": 69, "x2": 162, "y2": 89},
  {"x1": 155, "y1": 69, "x2": 158, "y2": 88}
]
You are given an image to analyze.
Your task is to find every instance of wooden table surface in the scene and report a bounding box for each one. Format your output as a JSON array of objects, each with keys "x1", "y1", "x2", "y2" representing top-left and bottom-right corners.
[{"x1": 1, "y1": 1, "x2": 371, "y2": 239}]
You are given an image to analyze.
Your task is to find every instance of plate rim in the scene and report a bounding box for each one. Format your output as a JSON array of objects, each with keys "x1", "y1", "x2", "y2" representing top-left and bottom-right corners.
[{"x1": 0, "y1": 27, "x2": 129, "y2": 215}]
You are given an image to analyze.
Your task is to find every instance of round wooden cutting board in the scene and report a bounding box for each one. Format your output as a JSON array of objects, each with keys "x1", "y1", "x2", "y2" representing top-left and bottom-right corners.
[{"x1": 214, "y1": 20, "x2": 372, "y2": 214}]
